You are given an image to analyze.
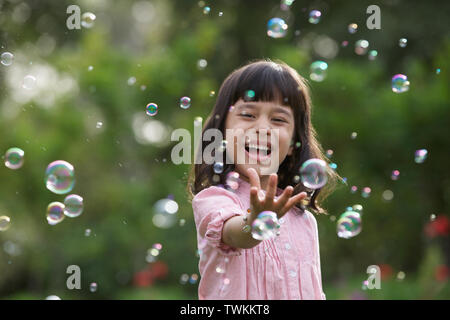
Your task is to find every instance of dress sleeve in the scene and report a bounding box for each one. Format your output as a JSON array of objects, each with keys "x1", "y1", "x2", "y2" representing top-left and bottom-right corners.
[{"x1": 192, "y1": 186, "x2": 244, "y2": 256}]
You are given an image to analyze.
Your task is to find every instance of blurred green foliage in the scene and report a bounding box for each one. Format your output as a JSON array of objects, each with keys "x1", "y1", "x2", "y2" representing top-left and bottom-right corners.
[{"x1": 0, "y1": 0, "x2": 449, "y2": 299}]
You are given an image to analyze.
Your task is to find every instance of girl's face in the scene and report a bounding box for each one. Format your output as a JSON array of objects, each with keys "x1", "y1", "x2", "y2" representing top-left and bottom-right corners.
[{"x1": 224, "y1": 98, "x2": 295, "y2": 179}]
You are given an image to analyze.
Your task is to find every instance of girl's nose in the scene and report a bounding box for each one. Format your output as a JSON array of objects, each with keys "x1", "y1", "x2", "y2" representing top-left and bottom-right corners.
[{"x1": 254, "y1": 116, "x2": 272, "y2": 132}]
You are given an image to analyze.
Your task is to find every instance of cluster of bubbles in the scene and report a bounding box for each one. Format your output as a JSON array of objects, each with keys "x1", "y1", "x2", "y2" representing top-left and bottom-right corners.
[
  {"x1": 152, "y1": 198, "x2": 179, "y2": 229},
  {"x1": 267, "y1": 18, "x2": 288, "y2": 38},
  {"x1": 46, "y1": 194, "x2": 84, "y2": 225},
  {"x1": 146, "y1": 103, "x2": 158, "y2": 116},
  {"x1": 336, "y1": 205, "x2": 362, "y2": 239},
  {"x1": 4, "y1": 147, "x2": 25, "y2": 169},
  {"x1": 391, "y1": 74, "x2": 410, "y2": 93},
  {"x1": 251, "y1": 211, "x2": 280, "y2": 240},
  {"x1": 44, "y1": 160, "x2": 83, "y2": 225},
  {"x1": 1, "y1": 51, "x2": 14, "y2": 66},
  {"x1": 310, "y1": 61, "x2": 328, "y2": 82},
  {"x1": 180, "y1": 96, "x2": 191, "y2": 109},
  {"x1": 299, "y1": 158, "x2": 328, "y2": 189},
  {"x1": 414, "y1": 149, "x2": 428, "y2": 163},
  {"x1": 146, "y1": 243, "x2": 163, "y2": 263}
]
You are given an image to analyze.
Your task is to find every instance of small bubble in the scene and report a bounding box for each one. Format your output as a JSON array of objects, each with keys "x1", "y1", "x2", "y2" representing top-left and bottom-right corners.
[{"x1": 89, "y1": 282, "x2": 98, "y2": 292}]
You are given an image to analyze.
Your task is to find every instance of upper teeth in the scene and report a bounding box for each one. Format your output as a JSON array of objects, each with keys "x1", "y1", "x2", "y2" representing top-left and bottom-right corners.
[{"x1": 247, "y1": 144, "x2": 270, "y2": 151}]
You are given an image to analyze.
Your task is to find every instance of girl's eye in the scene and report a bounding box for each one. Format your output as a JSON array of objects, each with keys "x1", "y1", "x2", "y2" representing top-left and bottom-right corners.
[
  {"x1": 273, "y1": 118, "x2": 287, "y2": 123},
  {"x1": 239, "y1": 113, "x2": 255, "y2": 118}
]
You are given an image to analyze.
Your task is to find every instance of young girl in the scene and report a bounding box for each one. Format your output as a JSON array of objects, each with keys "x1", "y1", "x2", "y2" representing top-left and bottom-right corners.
[{"x1": 188, "y1": 59, "x2": 339, "y2": 300}]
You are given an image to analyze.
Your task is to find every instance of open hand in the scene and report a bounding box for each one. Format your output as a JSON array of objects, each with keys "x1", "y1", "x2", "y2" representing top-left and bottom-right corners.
[{"x1": 246, "y1": 168, "x2": 307, "y2": 224}]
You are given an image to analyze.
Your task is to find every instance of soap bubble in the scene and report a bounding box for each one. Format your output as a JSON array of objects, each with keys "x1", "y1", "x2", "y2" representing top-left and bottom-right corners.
[
  {"x1": 352, "y1": 204, "x2": 363, "y2": 214},
  {"x1": 96, "y1": 121, "x2": 103, "y2": 129},
  {"x1": 355, "y1": 40, "x2": 369, "y2": 55},
  {"x1": 361, "y1": 187, "x2": 371, "y2": 198},
  {"x1": 189, "y1": 274, "x2": 198, "y2": 284},
  {"x1": 391, "y1": 170, "x2": 400, "y2": 180},
  {"x1": 127, "y1": 76, "x2": 136, "y2": 86},
  {"x1": 81, "y1": 12, "x2": 96, "y2": 28},
  {"x1": 89, "y1": 282, "x2": 98, "y2": 292},
  {"x1": 45, "y1": 160, "x2": 75, "y2": 194},
  {"x1": 337, "y1": 209, "x2": 362, "y2": 239},
  {"x1": 310, "y1": 61, "x2": 328, "y2": 82},
  {"x1": 350, "y1": 186, "x2": 358, "y2": 193},
  {"x1": 226, "y1": 171, "x2": 240, "y2": 190},
  {"x1": 88, "y1": 66, "x2": 94, "y2": 71},
  {"x1": 45, "y1": 295, "x2": 61, "y2": 300},
  {"x1": 244, "y1": 90, "x2": 256, "y2": 101},
  {"x1": 85, "y1": 229, "x2": 91, "y2": 237},
  {"x1": 368, "y1": 50, "x2": 378, "y2": 60},
  {"x1": 391, "y1": 74, "x2": 410, "y2": 93},
  {"x1": 203, "y1": 6, "x2": 210, "y2": 14},
  {"x1": 4, "y1": 147, "x2": 24, "y2": 169},
  {"x1": 348, "y1": 23, "x2": 358, "y2": 34},
  {"x1": 152, "y1": 198, "x2": 178, "y2": 229},
  {"x1": 213, "y1": 162, "x2": 224, "y2": 174},
  {"x1": 382, "y1": 190, "x2": 394, "y2": 201},
  {"x1": 1, "y1": 52, "x2": 14, "y2": 66},
  {"x1": 46, "y1": 202, "x2": 65, "y2": 225},
  {"x1": 414, "y1": 149, "x2": 428, "y2": 163},
  {"x1": 180, "y1": 96, "x2": 191, "y2": 109},
  {"x1": 209, "y1": 90, "x2": 215, "y2": 97},
  {"x1": 399, "y1": 38, "x2": 407, "y2": 48},
  {"x1": 197, "y1": 59, "x2": 207, "y2": 69},
  {"x1": 63, "y1": 194, "x2": 83, "y2": 218},
  {"x1": 351, "y1": 132, "x2": 357, "y2": 139},
  {"x1": 179, "y1": 273, "x2": 189, "y2": 285},
  {"x1": 22, "y1": 75, "x2": 36, "y2": 90},
  {"x1": 146, "y1": 103, "x2": 158, "y2": 116},
  {"x1": 267, "y1": 18, "x2": 288, "y2": 38},
  {"x1": 308, "y1": 10, "x2": 321, "y2": 24},
  {"x1": 300, "y1": 158, "x2": 328, "y2": 189},
  {"x1": 0, "y1": 216, "x2": 11, "y2": 231},
  {"x1": 251, "y1": 211, "x2": 280, "y2": 240}
]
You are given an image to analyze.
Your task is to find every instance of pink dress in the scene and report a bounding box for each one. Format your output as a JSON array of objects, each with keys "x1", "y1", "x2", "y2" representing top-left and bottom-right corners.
[{"x1": 192, "y1": 177, "x2": 326, "y2": 300}]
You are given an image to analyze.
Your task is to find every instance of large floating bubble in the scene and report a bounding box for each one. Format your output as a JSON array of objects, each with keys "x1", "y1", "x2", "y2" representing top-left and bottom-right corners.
[
  {"x1": 152, "y1": 198, "x2": 179, "y2": 229},
  {"x1": 45, "y1": 160, "x2": 75, "y2": 194},
  {"x1": 63, "y1": 194, "x2": 83, "y2": 218},
  {"x1": 251, "y1": 211, "x2": 280, "y2": 240},
  {"x1": 46, "y1": 202, "x2": 65, "y2": 225},
  {"x1": 5, "y1": 147, "x2": 24, "y2": 169},
  {"x1": 310, "y1": 61, "x2": 328, "y2": 82},
  {"x1": 267, "y1": 18, "x2": 288, "y2": 38},
  {"x1": 225, "y1": 171, "x2": 240, "y2": 190},
  {"x1": 337, "y1": 209, "x2": 362, "y2": 239},
  {"x1": 300, "y1": 158, "x2": 328, "y2": 189},
  {"x1": 391, "y1": 74, "x2": 410, "y2": 93}
]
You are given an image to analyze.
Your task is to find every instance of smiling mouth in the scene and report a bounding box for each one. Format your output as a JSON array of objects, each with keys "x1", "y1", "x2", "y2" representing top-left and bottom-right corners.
[{"x1": 244, "y1": 141, "x2": 272, "y2": 162}]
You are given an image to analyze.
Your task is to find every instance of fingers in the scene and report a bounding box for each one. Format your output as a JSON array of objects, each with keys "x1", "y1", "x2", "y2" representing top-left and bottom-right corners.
[
  {"x1": 247, "y1": 168, "x2": 261, "y2": 190},
  {"x1": 275, "y1": 185, "x2": 293, "y2": 208},
  {"x1": 265, "y1": 174, "x2": 278, "y2": 204},
  {"x1": 284, "y1": 192, "x2": 307, "y2": 212}
]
